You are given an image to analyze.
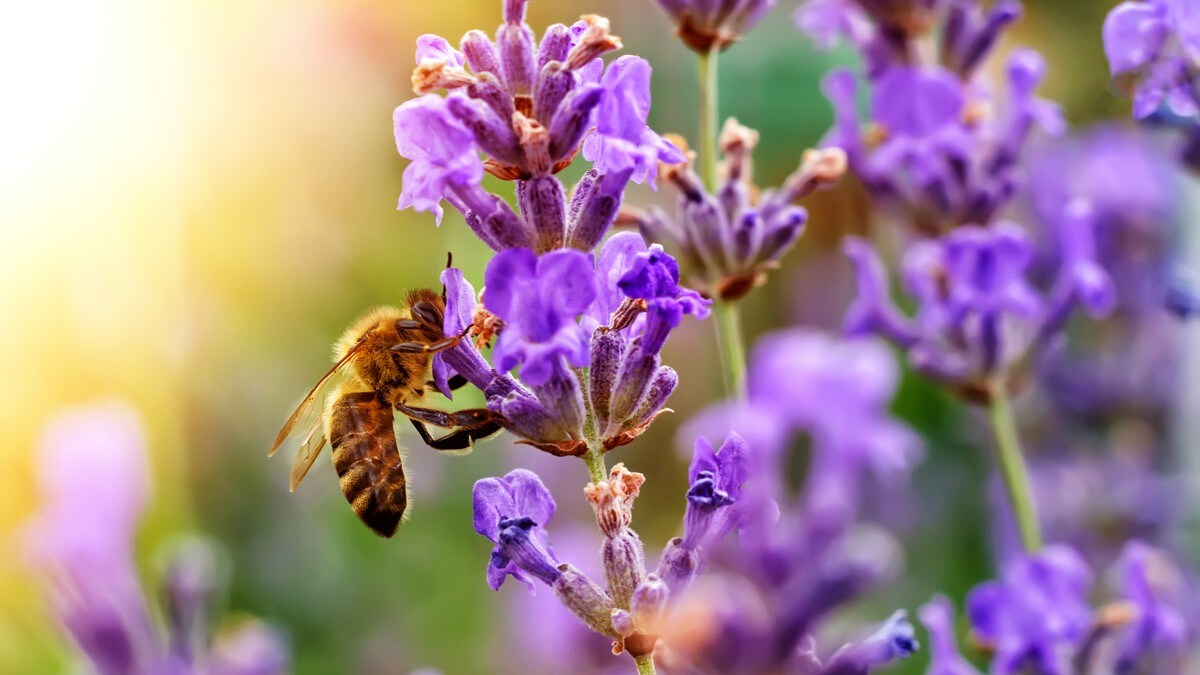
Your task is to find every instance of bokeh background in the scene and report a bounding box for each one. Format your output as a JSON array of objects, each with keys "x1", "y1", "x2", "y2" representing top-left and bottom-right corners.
[{"x1": 2, "y1": 0, "x2": 1194, "y2": 673}]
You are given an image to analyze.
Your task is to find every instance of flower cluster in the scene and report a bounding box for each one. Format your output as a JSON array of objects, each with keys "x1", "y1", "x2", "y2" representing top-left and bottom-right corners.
[
  {"x1": 435, "y1": 232, "x2": 707, "y2": 457},
  {"x1": 635, "y1": 120, "x2": 848, "y2": 300},
  {"x1": 1104, "y1": 0, "x2": 1200, "y2": 121},
  {"x1": 922, "y1": 541, "x2": 1191, "y2": 675},
  {"x1": 23, "y1": 402, "x2": 289, "y2": 675},
  {"x1": 798, "y1": 0, "x2": 1063, "y2": 232},
  {"x1": 395, "y1": 0, "x2": 682, "y2": 250},
  {"x1": 842, "y1": 205, "x2": 1113, "y2": 398},
  {"x1": 656, "y1": 330, "x2": 922, "y2": 672}
]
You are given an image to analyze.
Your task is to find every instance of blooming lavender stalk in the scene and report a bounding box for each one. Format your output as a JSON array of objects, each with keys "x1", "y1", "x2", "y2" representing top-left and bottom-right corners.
[
  {"x1": 395, "y1": 0, "x2": 683, "y2": 253},
  {"x1": 436, "y1": 233, "x2": 707, "y2": 479},
  {"x1": 23, "y1": 402, "x2": 289, "y2": 675}
]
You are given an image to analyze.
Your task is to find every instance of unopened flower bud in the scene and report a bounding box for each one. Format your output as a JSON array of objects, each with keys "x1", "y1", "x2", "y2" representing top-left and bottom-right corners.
[
  {"x1": 554, "y1": 563, "x2": 617, "y2": 636},
  {"x1": 603, "y1": 530, "x2": 647, "y2": 609},
  {"x1": 631, "y1": 574, "x2": 669, "y2": 634},
  {"x1": 656, "y1": 537, "x2": 701, "y2": 596}
]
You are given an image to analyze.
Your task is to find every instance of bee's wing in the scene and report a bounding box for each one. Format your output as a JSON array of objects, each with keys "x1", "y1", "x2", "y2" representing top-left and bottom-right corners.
[{"x1": 269, "y1": 338, "x2": 367, "y2": 490}]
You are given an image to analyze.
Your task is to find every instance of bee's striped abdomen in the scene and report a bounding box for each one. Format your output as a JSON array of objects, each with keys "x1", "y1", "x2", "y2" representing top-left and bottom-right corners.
[{"x1": 327, "y1": 391, "x2": 407, "y2": 537}]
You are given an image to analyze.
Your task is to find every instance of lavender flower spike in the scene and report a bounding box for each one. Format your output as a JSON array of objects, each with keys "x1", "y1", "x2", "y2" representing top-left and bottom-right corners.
[
  {"x1": 654, "y1": 0, "x2": 778, "y2": 52},
  {"x1": 472, "y1": 469, "x2": 562, "y2": 591}
]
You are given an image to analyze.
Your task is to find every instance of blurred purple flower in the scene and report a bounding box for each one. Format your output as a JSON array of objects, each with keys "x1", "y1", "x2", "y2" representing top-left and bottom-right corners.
[
  {"x1": 822, "y1": 610, "x2": 919, "y2": 674},
  {"x1": 918, "y1": 596, "x2": 982, "y2": 675},
  {"x1": 802, "y1": 0, "x2": 1062, "y2": 232},
  {"x1": 1104, "y1": 0, "x2": 1200, "y2": 120},
  {"x1": 1114, "y1": 541, "x2": 1188, "y2": 670},
  {"x1": 661, "y1": 331, "x2": 919, "y2": 672},
  {"x1": 472, "y1": 469, "x2": 562, "y2": 591},
  {"x1": 652, "y1": 0, "x2": 777, "y2": 52},
  {"x1": 966, "y1": 544, "x2": 1093, "y2": 674},
  {"x1": 24, "y1": 402, "x2": 289, "y2": 675}
]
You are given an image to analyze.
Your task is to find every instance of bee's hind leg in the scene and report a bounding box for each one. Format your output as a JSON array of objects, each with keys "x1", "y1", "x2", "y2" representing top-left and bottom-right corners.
[
  {"x1": 409, "y1": 418, "x2": 504, "y2": 451},
  {"x1": 398, "y1": 403, "x2": 506, "y2": 451}
]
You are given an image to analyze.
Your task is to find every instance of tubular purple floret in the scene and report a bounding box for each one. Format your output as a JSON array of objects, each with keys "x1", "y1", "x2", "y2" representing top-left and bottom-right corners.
[
  {"x1": 549, "y1": 85, "x2": 605, "y2": 161},
  {"x1": 587, "y1": 329, "x2": 626, "y2": 433},
  {"x1": 445, "y1": 95, "x2": 524, "y2": 166},
  {"x1": 461, "y1": 30, "x2": 501, "y2": 76},
  {"x1": 537, "y1": 23, "x2": 572, "y2": 69},
  {"x1": 519, "y1": 176, "x2": 568, "y2": 252},
  {"x1": 567, "y1": 169, "x2": 633, "y2": 251},
  {"x1": 533, "y1": 61, "x2": 575, "y2": 126},
  {"x1": 498, "y1": 20, "x2": 537, "y2": 97},
  {"x1": 655, "y1": 538, "x2": 701, "y2": 596}
]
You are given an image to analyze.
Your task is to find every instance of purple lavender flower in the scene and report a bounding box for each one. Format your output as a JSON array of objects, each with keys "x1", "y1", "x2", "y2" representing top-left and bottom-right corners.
[
  {"x1": 843, "y1": 217, "x2": 1113, "y2": 398},
  {"x1": 822, "y1": 610, "x2": 919, "y2": 674},
  {"x1": 484, "y1": 248, "x2": 597, "y2": 386},
  {"x1": 1113, "y1": 541, "x2": 1188, "y2": 671},
  {"x1": 24, "y1": 402, "x2": 289, "y2": 675},
  {"x1": 800, "y1": 0, "x2": 1062, "y2": 232},
  {"x1": 918, "y1": 596, "x2": 981, "y2": 675},
  {"x1": 393, "y1": 95, "x2": 486, "y2": 227},
  {"x1": 966, "y1": 544, "x2": 1093, "y2": 674},
  {"x1": 396, "y1": 1, "x2": 681, "y2": 252},
  {"x1": 1104, "y1": 0, "x2": 1200, "y2": 120},
  {"x1": 637, "y1": 120, "x2": 847, "y2": 300},
  {"x1": 472, "y1": 469, "x2": 563, "y2": 590},
  {"x1": 652, "y1": 0, "x2": 778, "y2": 52},
  {"x1": 681, "y1": 434, "x2": 749, "y2": 550},
  {"x1": 584, "y1": 55, "x2": 686, "y2": 186},
  {"x1": 437, "y1": 234, "x2": 704, "y2": 457}
]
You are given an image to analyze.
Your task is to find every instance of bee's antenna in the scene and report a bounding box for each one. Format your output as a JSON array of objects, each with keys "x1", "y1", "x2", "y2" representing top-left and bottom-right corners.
[{"x1": 441, "y1": 251, "x2": 453, "y2": 304}]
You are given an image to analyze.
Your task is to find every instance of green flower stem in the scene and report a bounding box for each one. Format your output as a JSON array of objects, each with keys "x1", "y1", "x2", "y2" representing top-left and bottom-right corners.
[
  {"x1": 987, "y1": 381, "x2": 1044, "y2": 553},
  {"x1": 583, "y1": 442, "x2": 608, "y2": 484},
  {"x1": 713, "y1": 299, "x2": 748, "y2": 399},
  {"x1": 634, "y1": 653, "x2": 656, "y2": 675},
  {"x1": 697, "y1": 48, "x2": 719, "y2": 192}
]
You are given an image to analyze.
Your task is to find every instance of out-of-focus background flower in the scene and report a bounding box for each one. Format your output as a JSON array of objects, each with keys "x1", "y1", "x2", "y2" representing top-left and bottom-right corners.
[{"x1": 1, "y1": 0, "x2": 1194, "y2": 673}]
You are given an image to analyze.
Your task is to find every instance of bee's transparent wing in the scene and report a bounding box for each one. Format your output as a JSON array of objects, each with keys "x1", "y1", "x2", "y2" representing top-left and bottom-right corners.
[{"x1": 269, "y1": 338, "x2": 366, "y2": 490}]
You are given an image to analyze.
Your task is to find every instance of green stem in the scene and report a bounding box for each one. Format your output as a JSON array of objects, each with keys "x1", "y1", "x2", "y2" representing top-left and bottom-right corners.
[
  {"x1": 634, "y1": 653, "x2": 656, "y2": 675},
  {"x1": 713, "y1": 300, "x2": 747, "y2": 399},
  {"x1": 986, "y1": 382, "x2": 1043, "y2": 553},
  {"x1": 583, "y1": 441, "x2": 608, "y2": 484},
  {"x1": 697, "y1": 48, "x2": 719, "y2": 192}
]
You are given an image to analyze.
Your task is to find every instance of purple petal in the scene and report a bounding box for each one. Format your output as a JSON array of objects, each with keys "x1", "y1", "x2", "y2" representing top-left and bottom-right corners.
[{"x1": 1103, "y1": 2, "x2": 1168, "y2": 76}]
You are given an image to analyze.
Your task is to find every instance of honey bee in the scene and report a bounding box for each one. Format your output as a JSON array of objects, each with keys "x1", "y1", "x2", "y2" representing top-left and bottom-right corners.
[{"x1": 269, "y1": 288, "x2": 504, "y2": 537}]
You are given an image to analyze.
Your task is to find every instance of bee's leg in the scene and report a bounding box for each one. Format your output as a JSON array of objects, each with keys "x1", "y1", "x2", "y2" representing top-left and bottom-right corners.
[
  {"x1": 408, "y1": 419, "x2": 503, "y2": 451},
  {"x1": 391, "y1": 324, "x2": 474, "y2": 355},
  {"x1": 396, "y1": 403, "x2": 501, "y2": 430}
]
